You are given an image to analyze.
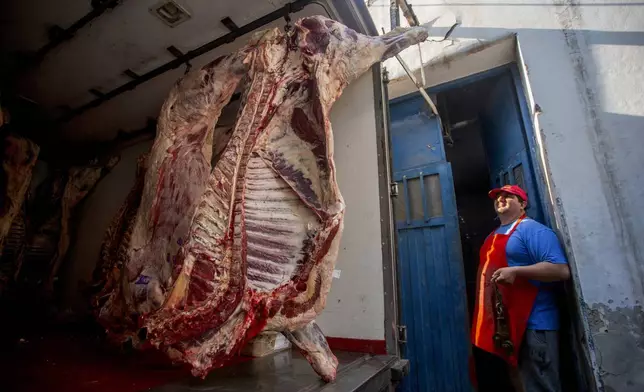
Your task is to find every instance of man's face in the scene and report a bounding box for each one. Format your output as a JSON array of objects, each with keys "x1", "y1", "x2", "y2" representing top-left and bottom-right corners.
[{"x1": 494, "y1": 192, "x2": 525, "y2": 216}]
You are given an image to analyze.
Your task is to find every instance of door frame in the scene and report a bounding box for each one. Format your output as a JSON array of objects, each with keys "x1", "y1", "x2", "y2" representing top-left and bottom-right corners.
[
  {"x1": 390, "y1": 63, "x2": 550, "y2": 226},
  {"x1": 386, "y1": 62, "x2": 596, "y2": 390},
  {"x1": 373, "y1": 63, "x2": 403, "y2": 356},
  {"x1": 387, "y1": 91, "x2": 472, "y2": 391}
]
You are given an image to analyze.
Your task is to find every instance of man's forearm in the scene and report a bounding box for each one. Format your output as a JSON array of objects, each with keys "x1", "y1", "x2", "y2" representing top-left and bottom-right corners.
[{"x1": 513, "y1": 262, "x2": 570, "y2": 282}]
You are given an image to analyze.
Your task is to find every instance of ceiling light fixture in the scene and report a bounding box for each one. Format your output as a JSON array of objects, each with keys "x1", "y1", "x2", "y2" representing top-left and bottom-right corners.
[{"x1": 149, "y1": 0, "x2": 191, "y2": 27}]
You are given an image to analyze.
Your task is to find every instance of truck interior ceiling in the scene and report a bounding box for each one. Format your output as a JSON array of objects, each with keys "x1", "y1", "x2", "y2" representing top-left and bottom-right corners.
[{"x1": 1, "y1": 1, "x2": 410, "y2": 392}]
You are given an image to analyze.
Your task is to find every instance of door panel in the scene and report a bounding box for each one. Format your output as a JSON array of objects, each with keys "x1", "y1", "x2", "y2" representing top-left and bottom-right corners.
[
  {"x1": 390, "y1": 95, "x2": 472, "y2": 392},
  {"x1": 390, "y1": 96, "x2": 444, "y2": 171},
  {"x1": 393, "y1": 171, "x2": 444, "y2": 225},
  {"x1": 481, "y1": 74, "x2": 544, "y2": 222}
]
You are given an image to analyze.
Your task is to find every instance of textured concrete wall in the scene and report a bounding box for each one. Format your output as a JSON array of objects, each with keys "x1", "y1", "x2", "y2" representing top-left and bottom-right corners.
[
  {"x1": 63, "y1": 70, "x2": 386, "y2": 341},
  {"x1": 368, "y1": 1, "x2": 644, "y2": 391}
]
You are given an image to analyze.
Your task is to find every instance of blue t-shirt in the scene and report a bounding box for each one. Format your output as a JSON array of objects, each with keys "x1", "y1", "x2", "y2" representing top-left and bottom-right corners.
[{"x1": 494, "y1": 218, "x2": 567, "y2": 330}]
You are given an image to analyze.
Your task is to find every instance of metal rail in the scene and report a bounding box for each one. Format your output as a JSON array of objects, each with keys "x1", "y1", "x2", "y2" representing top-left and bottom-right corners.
[
  {"x1": 57, "y1": 0, "x2": 316, "y2": 123},
  {"x1": 31, "y1": 0, "x2": 123, "y2": 67}
]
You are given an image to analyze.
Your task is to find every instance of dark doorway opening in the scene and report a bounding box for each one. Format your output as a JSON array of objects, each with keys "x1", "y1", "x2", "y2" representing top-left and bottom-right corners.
[
  {"x1": 436, "y1": 74, "x2": 517, "y2": 391},
  {"x1": 432, "y1": 68, "x2": 579, "y2": 391}
]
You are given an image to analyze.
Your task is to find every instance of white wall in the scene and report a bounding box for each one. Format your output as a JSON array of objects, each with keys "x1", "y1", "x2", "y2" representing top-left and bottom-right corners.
[
  {"x1": 368, "y1": 1, "x2": 644, "y2": 390},
  {"x1": 64, "y1": 70, "x2": 386, "y2": 341},
  {"x1": 320, "y1": 70, "x2": 385, "y2": 341}
]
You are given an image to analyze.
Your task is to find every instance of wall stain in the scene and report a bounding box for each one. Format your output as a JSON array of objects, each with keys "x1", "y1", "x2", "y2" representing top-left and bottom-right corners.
[
  {"x1": 587, "y1": 303, "x2": 644, "y2": 392},
  {"x1": 550, "y1": 194, "x2": 599, "y2": 392},
  {"x1": 552, "y1": 2, "x2": 644, "y2": 391},
  {"x1": 553, "y1": 1, "x2": 643, "y2": 296}
]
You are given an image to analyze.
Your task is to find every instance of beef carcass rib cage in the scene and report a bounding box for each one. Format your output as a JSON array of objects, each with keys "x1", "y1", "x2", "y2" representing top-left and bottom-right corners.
[
  {"x1": 0, "y1": 134, "x2": 39, "y2": 291},
  {"x1": 94, "y1": 16, "x2": 429, "y2": 382}
]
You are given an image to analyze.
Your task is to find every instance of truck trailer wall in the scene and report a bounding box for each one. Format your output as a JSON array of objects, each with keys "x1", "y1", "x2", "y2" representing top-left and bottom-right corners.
[
  {"x1": 63, "y1": 70, "x2": 387, "y2": 346},
  {"x1": 369, "y1": 2, "x2": 644, "y2": 391}
]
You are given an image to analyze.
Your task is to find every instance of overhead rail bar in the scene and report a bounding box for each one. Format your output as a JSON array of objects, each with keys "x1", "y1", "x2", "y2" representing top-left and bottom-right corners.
[{"x1": 56, "y1": 0, "x2": 316, "y2": 123}]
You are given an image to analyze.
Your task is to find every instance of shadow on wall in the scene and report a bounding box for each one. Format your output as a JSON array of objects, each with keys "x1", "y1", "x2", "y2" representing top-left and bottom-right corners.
[
  {"x1": 428, "y1": 26, "x2": 644, "y2": 46},
  {"x1": 602, "y1": 112, "x2": 644, "y2": 135}
]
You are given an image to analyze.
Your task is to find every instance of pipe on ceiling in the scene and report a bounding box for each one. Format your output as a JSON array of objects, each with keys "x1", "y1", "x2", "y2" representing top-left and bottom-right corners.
[
  {"x1": 57, "y1": 0, "x2": 317, "y2": 124},
  {"x1": 389, "y1": 0, "x2": 400, "y2": 30},
  {"x1": 396, "y1": 0, "x2": 419, "y2": 27}
]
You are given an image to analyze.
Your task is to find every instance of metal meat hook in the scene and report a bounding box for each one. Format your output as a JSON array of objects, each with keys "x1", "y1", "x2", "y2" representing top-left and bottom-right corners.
[
  {"x1": 283, "y1": 3, "x2": 293, "y2": 34},
  {"x1": 493, "y1": 282, "x2": 514, "y2": 356}
]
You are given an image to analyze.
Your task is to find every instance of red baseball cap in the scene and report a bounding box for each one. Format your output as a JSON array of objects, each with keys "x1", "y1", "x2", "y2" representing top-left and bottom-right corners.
[{"x1": 488, "y1": 184, "x2": 528, "y2": 202}]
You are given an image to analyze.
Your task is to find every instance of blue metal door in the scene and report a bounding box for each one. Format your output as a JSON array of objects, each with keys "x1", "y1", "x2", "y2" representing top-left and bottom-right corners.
[
  {"x1": 480, "y1": 73, "x2": 544, "y2": 222},
  {"x1": 389, "y1": 95, "x2": 472, "y2": 392}
]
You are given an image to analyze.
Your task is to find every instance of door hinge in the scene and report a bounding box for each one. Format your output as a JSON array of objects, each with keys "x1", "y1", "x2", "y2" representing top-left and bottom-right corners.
[
  {"x1": 390, "y1": 182, "x2": 399, "y2": 197},
  {"x1": 382, "y1": 67, "x2": 390, "y2": 84},
  {"x1": 397, "y1": 325, "x2": 407, "y2": 344}
]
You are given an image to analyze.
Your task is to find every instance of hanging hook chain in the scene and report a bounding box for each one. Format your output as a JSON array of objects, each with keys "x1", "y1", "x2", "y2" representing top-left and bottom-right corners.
[{"x1": 283, "y1": 3, "x2": 293, "y2": 33}]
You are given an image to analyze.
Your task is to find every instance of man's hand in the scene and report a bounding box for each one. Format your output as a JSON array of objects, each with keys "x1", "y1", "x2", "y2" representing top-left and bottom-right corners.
[
  {"x1": 491, "y1": 262, "x2": 570, "y2": 284},
  {"x1": 491, "y1": 267, "x2": 517, "y2": 285}
]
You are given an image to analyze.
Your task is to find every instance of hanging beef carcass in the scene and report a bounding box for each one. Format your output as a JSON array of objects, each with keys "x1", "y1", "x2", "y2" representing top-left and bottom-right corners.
[
  {"x1": 44, "y1": 156, "x2": 121, "y2": 291},
  {"x1": 94, "y1": 16, "x2": 431, "y2": 381},
  {"x1": 2, "y1": 156, "x2": 119, "y2": 297},
  {"x1": 0, "y1": 134, "x2": 39, "y2": 292},
  {"x1": 91, "y1": 153, "x2": 149, "y2": 335},
  {"x1": 0, "y1": 134, "x2": 39, "y2": 254}
]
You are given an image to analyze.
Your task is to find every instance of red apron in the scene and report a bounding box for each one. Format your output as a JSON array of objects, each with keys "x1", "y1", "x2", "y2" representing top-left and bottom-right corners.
[{"x1": 471, "y1": 216, "x2": 539, "y2": 367}]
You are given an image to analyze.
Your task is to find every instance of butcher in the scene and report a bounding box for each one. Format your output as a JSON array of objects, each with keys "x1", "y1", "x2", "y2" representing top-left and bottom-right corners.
[{"x1": 471, "y1": 184, "x2": 570, "y2": 391}]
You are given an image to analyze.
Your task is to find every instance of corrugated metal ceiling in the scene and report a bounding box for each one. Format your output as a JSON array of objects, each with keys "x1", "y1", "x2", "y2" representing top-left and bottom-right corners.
[{"x1": 0, "y1": 1, "x2": 369, "y2": 143}]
